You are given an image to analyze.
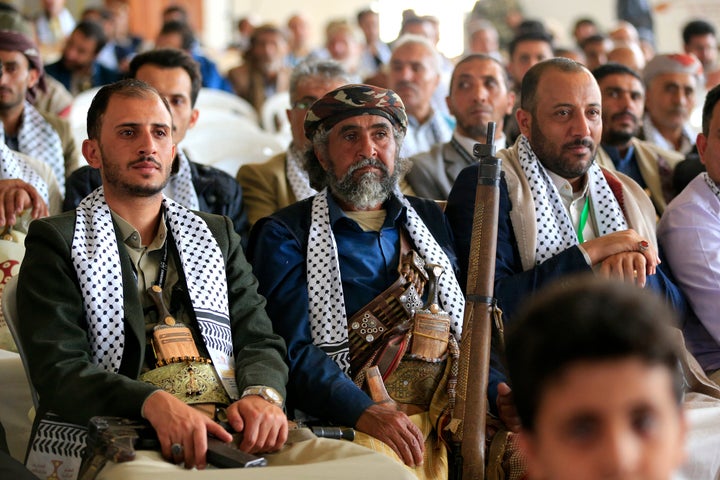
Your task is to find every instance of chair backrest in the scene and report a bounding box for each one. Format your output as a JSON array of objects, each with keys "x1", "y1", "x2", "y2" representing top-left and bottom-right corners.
[{"x1": 2, "y1": 276, "x2": 39, "y2": 411}]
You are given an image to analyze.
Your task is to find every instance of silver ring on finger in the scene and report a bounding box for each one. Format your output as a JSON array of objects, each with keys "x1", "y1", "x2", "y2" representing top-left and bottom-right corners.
[{"x1": 171, "y1": 443, "x2": 183, "y2": 457}]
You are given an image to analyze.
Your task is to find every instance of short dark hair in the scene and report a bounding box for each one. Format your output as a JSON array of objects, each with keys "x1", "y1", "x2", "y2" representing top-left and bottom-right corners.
[
  {"x1": 573, "y1": 17, "x2": 597, "y2": 32},
  {"x1": 87, "y1": 79, "x2": 170, "y2": 140},
  {"x1": 163, "y1": 5, "x2": 188, "y2": 23},
  {"x1": 73, "y1": 20, "x2": 107, "y2": 54},
  {"x1": 702, "y1": 83, "x2": 720, "y2": 136},
  {"x1": 508, "y1": 31, "x2": 554, "y2": 60},
  {"x1": 129, "y1": 49, "x2": 202, "y2": 107},
  {"x1": 579, "y1": 33, "x2": 608, "y2": 51},
  {"x1": 683, "y1": 20, "x2": 716, "y2": 45},
  {"x1": 520, "y1": 57, "x2": 587, "y2": 114},
  {"x1": 356, "y1": 8, "x2": 377, "y2": 24},
  {"x1": 449, "y1": 53, "x2": 510, "y2": 95},
  {"x1": 505, "y1": 275, "x2": 684, "y2": 433},
  {"x1": 515, "y1": 19, "x2": 550, "y2": 38},
  {"x1": 159, "y1": 20, "x2": 195, "y2": 51},
  {"x1": 591, "y1": 62, "x2": 642, "y2": 83}
]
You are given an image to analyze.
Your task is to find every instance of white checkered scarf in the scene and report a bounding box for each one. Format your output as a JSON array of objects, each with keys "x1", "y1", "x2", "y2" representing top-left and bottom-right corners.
[
  {"x1": 0, "y1": 125, "x2": 49, "y2": 204},
  {"x1": 306, "y1": 189, "x2": 463, "y2": 373},
  {"x1": 17, "y1": 101, "x2": 65, "y2": 195},
  {"x1": 285, "y1": 145, "x2": 317, "y2": 201},
  {"x1": 704, "y1": 172, "x2": 720, "y2": 201},
  {"x1": 163, "y1": 149, "x2": 200, "y2": 210},
  {"x1": 517, "y1": 135, "x2": 628, "y2": 265},
  {"x1": 71, "y1": 187, "x2": 238, "y2": 398}
]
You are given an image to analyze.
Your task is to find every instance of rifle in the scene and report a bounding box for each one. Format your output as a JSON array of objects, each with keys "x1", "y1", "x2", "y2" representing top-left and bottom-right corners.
[
  {"x1": 78, "y1": 416, "x2": 266, "y2": 480},
  {"x1": 450, "y1": 122, "x2": 502, "y2": 479}
]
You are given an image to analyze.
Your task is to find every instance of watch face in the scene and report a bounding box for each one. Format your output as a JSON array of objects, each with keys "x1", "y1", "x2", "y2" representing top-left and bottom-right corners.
[{"x1": 263, "y1": 387, "x2": 281, "y2": 404}]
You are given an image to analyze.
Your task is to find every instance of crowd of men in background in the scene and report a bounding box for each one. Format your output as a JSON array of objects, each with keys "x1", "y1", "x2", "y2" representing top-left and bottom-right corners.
[{"x1": 2, "y1": 0, "x2": 720, "y2": 479}]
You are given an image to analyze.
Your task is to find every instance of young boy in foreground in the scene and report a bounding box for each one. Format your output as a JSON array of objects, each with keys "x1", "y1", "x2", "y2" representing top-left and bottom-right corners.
[{"x1": 506, "y1": 276, "x2": 687, "y2": 480}]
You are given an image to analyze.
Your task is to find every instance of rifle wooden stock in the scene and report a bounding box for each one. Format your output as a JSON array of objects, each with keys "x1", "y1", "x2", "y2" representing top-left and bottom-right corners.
[{"x1": 451, "y1": 124, "x2": 502, "y2": 480}]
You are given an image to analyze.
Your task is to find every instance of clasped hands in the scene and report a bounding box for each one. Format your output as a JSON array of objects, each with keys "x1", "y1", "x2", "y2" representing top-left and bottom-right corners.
[{"x1": 581, "y1": 229, "x2": 660, "y2": 287}]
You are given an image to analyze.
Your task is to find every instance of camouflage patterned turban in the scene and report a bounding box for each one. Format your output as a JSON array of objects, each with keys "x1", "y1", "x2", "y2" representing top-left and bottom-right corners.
[{"x1": 304, "y1": 83, "x2": 408, "y2": 141}]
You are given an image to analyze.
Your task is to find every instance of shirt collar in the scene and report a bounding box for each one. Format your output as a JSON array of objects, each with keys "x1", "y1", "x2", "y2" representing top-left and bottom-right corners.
[
  {"x1": 453, "y1": 131, "x2": 507, "y2": 153},
  {"x1": 602, "y1": 143, "x2": 635, "y2": 165},
  {"x1": 546, "y1": 168, "x2": 589, "y2": 206},
  {"x1": 326, "y1": 190, "x2": 405, "y2": 229},
  {"x1": 111, "y1": 209, "x2": 168, "y2": 250}
]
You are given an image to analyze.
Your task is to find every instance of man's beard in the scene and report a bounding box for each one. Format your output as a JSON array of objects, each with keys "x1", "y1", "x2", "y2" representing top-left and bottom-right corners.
[
  {"x1": 458, "y1": 119, "x2": 488, "y2": 141},
  {"x1": 101, "y1": 149, "x2": 170, "y2": 197},
  {"x1": 530, "y1": 116, "x2": 596, "y2": 180},
  {"x1": 603, "y1": 111, "x2": 639, "y2": 146},
  {"x1": 604, "y1": 128, "x2": 634, "y2": 145},
  {"x1": 326, "y1": 157, "x2": 399, "y2": 210}
]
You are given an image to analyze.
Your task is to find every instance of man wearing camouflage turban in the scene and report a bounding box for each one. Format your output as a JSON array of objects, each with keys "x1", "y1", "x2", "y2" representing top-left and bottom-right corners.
[{"x1": 248, "y1": 83, "x2": 465, "y2": 479}]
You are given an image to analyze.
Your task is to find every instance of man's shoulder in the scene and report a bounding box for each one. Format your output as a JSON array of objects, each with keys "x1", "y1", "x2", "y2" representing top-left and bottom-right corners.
[
  {"x1": 238, "y1": 152, "x2": 286, "y2": 180},
  {"x1": 188, "y1": 161, "x2": 241, "y2": 196},
  {"x1": 631, "y1": 137, "x2": 684, "y2": 165},
  {"x1": 29, "y1": 210, "x2": 77, "y2": 236},
  {"x1": 269, "y1": 196, "x2": 314, "y2": 223},
  {"x1": 410, "y1": 142, "x2": 449, "y2": 166},
  {"x1": 665, "y1": 174, "x2": 716, "y2": 214},
  {"x1": 405, "y1": 192, "x2": 443, "y2": 210},
  {"x1": 37, "y1": 108, "x2": 71, "y2": 137}
]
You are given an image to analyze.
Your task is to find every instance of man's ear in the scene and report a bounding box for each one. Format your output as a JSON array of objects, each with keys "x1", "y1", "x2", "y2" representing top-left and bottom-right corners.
[
  {"x1": 188, "y1": 108, "x2": 199, "y2": 130},
  {"x1": 82, "y1": 139, "x2": 102, "y2": 170},
  {"x1": 27, "y1": 68, "x2": 40, "y2": 90},
  {"x1": 506, "y1": 91, "x2": 517, "y2": 115},
  {"x1": 697, "y1": 133, "x2": 708, "y2": 166},
  {"x1": 314, "y1": 145, "x2": 329, "y2": 171},
  {"x1": 516, "y1": 108, "x2": 532, "y2": 137}
]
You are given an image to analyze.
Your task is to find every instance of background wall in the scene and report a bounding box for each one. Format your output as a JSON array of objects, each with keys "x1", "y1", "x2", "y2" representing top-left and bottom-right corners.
[{"x1": 17, "y1": 0, "x2": 720, "y2": 59}]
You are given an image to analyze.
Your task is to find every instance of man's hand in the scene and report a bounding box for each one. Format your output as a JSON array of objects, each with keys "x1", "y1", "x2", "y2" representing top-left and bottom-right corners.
[
  {"x1": 225, "y1": 395, "x2": 288, "y2": 453},
  {"x1": 142, "y1": 390, "x2": 232, "y2": 469},
  {"x1": 581, "y1": 229, "x2": 659, "y2": 273},
  {"x1": 0, "y1": 179, "x2": 48, "y2": 226},
  {"x1": 355, "y1": 403, "x2": 425, "y2": 467},
  {"x1": 496, "y1": 382, "x2": 521, "y2": 433},
  {"x1": 597, "y1": 251, "x2": 654, "y2": 286}
]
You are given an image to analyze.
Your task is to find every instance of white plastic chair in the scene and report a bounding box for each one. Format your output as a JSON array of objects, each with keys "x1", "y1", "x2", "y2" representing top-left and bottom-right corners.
[
  {"x1": 183, "y1": 125, "x2": 285, "y2": 169},
  {"x1": 67, "y1": 87, "x2": 102, "y2": 150},
  {"x1": 2, "y1": 276, "x2": 38, "y2": 411},
  {"x1": 194, "y1": 88, "x2": 259, "y2": 125},
  {"x1": 260, "y1": 92, "x2": 292, "y2": 147}
]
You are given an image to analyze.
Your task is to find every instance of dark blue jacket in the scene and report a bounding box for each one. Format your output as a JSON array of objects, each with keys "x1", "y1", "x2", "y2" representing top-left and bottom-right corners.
[{"x1": 246, "y1": 193, "x2": 458, "y2": 426}]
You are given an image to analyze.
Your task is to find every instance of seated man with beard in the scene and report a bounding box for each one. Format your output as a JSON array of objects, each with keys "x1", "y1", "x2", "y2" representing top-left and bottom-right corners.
[{"x1": 247, "y1": 84, "x2": 464, "y2": 479}]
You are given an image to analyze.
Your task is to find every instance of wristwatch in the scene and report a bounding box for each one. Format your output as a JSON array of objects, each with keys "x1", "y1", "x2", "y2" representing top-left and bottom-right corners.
[{"x1": 241, "y1": 385, "x2": 283, "y2": 408}]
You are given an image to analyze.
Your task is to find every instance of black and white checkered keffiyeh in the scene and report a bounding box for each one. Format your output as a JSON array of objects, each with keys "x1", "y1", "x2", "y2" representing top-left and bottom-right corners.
[
  {"x1": 18, "y1": 101, "x2": 65, "y2": 195},
  {"x1": 0, "y1": 125, "x2": 49, "y2": 204},
  {"x1": 163, "y1": 149, "x2": 200, "y2": 210},
  {"x1": 306, "y1": 189, "x2": 463, "y2": 373},
  {"x1": 71, "y1": 187, "x2": 239, "y2": 399},
  {"x1": 286, "y1": 146, "x2": 317, "y2": 201},
  {"x1": 704, "y1": 172, "x2": 720, "y2": 201},
  {"x1": 517, "y1": 135, "x2": 627, "y2": 265}
]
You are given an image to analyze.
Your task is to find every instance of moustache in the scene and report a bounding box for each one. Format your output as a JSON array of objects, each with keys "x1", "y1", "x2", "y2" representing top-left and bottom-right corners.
[
  {"x1": 564, "y1": 138, "x2": 595, "y2": 149},
  {"x1": 344, "y1": 157, "x2": 389, "y2": 178},
  {"x1": 611, "y1": 110, "x2": 638, "y2": 122},
  {"x1": 394, "y1": 80, "x2": 418, "y2": 92},
  {"x1": 130, "y1": 156, "x2": 161, "y2": 168}
]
